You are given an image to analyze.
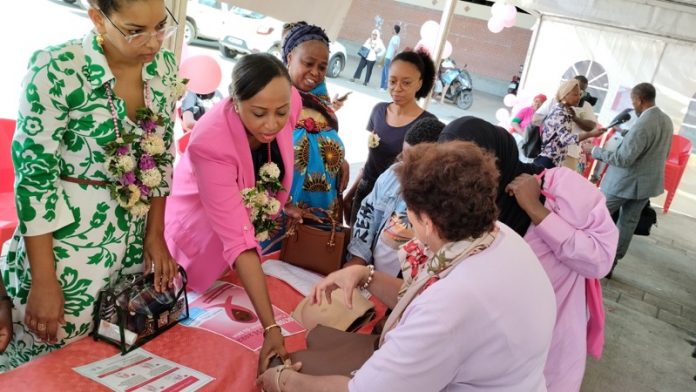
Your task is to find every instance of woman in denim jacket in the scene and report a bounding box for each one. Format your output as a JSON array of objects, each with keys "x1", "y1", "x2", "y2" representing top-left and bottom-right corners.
[{"x1": 345, "y1": 117, "x2": 444, "y2": 275}]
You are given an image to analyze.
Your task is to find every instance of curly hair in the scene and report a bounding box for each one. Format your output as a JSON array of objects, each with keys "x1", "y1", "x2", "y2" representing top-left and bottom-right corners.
[
  {"x1": 395, "y1": 141, "x2": 499, "y2": 242},
  {"x1": 391, "y1": 49, "x2": 436, "y2": 99},
  {"x1": 404, "y1": 117, "x2": 445, "y2": 145}
]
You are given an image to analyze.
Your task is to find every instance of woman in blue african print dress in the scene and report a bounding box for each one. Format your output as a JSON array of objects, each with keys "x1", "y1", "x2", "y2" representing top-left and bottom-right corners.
[{"x1": 283, "y1": 23, "x2": 347, "y2": 219}]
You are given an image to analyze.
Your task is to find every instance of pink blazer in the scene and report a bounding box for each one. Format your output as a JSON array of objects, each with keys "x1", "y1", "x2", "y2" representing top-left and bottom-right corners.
[
  {"x1": 165, "y1": 89, "x2": 302, "y2": 293},
  {"x1": 523, "y1": 167, "x2": 618, "y2": 391}
]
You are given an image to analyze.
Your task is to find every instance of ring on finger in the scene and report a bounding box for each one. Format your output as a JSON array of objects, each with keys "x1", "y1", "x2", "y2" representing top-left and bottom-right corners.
[{"x1": 37, "y1": 322, "x2": 47, "y2": 331}]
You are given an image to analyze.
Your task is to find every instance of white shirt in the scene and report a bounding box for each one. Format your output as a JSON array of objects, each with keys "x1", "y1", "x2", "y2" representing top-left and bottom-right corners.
[{"x1": 348, "y1": 223, "x2": 556, "y2": 392}]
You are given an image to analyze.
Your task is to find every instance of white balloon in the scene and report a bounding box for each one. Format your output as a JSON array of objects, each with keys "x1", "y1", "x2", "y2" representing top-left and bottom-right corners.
[
  {"x1": 496, "y1": 108, "x2": 510, "y2": 123},
  {"x1": 503, "y1": 94, "x2": 518, "y2": 107},
  {"x1": 487, "y1": 17, "x2": 505, "y2": 34},
  {"x1": 420, "y1": 20, "x2": 440, "y2": 41},
  {"x1": 443, "y1": 41, "x2": 453, "y2": 59},
  {"x1": 491, "y1": 1, "x2": 506, "y2": 17}
]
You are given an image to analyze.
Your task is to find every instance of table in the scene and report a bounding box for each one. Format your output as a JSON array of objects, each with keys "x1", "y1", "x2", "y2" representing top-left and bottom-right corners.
[{"x1": 0, "y1": 273, "x2": 385, "y2": 391}]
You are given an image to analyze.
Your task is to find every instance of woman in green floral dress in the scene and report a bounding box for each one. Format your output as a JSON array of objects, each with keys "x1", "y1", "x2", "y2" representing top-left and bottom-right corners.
[{"x1": 0, "y1": 0, "x2": 182, "y2": 371}]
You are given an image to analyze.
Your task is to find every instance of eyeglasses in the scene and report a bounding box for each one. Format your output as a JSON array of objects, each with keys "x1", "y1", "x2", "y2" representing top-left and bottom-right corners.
[{"x1": 100, "y1": 7, "x2": 179, "y2": 47}]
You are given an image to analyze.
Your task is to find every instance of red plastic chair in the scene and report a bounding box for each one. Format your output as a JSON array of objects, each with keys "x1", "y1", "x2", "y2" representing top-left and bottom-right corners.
[
  {"x1": 663, "y1": 134, "x2": 692, "y2": 214},
  {"x1": 0, "y1": 118, "x2": 17, "y2": 244}
]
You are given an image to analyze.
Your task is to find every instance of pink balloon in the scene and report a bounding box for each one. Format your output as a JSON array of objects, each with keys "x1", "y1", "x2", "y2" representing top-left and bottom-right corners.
[
  {"x1": 415, "y1": 39, "x2": 435, "y2": 57},
  {"x1": 487, "y1": 17, "x2": 505, "y2": 34},
  {"x1": 420, "y1": 20, "x2": 440, "y2": 41},
  {"x1": 503, "y1": 5, "x2": 517, "y2": 27},
  {"x1": 179, "y1": 55, "x2": 222, "y2": 95},
  {"x1": 503, "y1": 93, "x2": 517, "y2": 107},
  {"x1": 443, "y1": 41, "x2": 453, "y2": 59}
]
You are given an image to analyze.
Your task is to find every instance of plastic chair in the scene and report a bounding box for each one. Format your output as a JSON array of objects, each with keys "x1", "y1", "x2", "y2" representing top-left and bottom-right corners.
[
  {"x1": 663, "y1": 134, "x2": 692, "y2": 214},
  {"x1": 0, "y1": 118, "x2": 17, "y2": 244}
]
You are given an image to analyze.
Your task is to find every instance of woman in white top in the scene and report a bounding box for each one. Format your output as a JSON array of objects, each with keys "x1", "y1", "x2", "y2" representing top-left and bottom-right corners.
[{"x1": 351, "y1": 29, "x2": 385, "y2": 86}]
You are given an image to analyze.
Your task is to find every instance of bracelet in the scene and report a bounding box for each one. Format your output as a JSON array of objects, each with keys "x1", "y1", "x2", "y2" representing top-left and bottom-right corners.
[
  {"x1": 263, "y1": 323, "x2": 281, "y2": 337},
  {"x1": 275, "y1": 364, "x2": 291, "y2": 392},
  {"x1": 361, "y1": 265, "x2": 375, "y2": 290}
]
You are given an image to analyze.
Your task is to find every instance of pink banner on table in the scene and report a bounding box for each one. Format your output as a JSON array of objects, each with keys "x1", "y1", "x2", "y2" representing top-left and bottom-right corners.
[{"x1": 182, "y1": 282, "x2": 305, "y2": 351}]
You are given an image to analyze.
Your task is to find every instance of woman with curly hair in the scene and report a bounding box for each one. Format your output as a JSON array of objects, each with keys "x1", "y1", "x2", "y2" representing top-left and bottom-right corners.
[
  {"x1": 259, "y1": 141, "x2": 556, "y2": 392},
  {"x1": 345, "y1": 49, "x2": 437, "y2": 226}
]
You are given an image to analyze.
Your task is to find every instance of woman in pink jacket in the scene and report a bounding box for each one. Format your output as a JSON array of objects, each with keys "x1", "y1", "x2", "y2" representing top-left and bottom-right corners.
[
  {"x1": 439, "y1": 117, "x2": 618, "y2": 392},
  {"x1": 165, "y1": 53, "x2": 303, "y2": 374}
]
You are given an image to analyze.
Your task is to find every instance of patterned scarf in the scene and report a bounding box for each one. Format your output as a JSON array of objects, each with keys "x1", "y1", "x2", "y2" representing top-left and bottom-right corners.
[{"x1": 379, "y1": 227, "x2": 499, "y2": 346}]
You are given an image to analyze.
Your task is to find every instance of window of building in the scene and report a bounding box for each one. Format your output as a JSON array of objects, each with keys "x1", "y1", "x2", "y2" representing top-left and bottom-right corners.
[
  {"x1": 561, "y1": 60, "x2": 609, "y2": 112},
  {"x1": 679, "y1": 93, "x2": 696, "y2": 153}
]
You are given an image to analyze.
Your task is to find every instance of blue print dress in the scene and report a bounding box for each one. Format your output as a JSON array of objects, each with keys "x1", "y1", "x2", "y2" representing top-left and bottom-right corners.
[{"x1": 290, "y1": 82, "x2": 345, "y2": 217}]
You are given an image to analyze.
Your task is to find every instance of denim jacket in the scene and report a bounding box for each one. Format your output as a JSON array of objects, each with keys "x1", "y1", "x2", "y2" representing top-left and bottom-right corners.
[{"x1": 348, "y1": 164, "x2": 403, "y2": 263}]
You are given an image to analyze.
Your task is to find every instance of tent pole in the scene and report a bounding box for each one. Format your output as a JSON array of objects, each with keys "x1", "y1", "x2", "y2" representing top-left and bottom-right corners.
[{"x1": 422, "y1": 0, "x2": 457, "y2": 110}]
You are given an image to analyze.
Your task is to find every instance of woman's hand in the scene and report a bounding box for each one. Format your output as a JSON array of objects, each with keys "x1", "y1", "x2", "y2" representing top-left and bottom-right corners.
[
  {"x1": 331, "y1": 94, "x2": 345, "y2": 111},
  {"x1": 339, "y1": 160, "x2": 350, "y2": 193},
  {"x1": 143, "y1": 233, "x2": 178, "y2": 292},
  {"x1": 505, "y1": 173, "x2": 550, "y2": 224},
  {"x1": 0, "y1": 300, "x2": 13, "y2": 352},
  {"x1": 257, "y1": 362, "x2": 302, "y2": 392},
  {"x1": 311, "y1": 265, "x2": 369, "y2": 309},
  {"x1": 258, "y1": 326, "x2": 289, "y2": 375},
  {"x1": 25, "y1": 278, "x2": 65, "y2": 343}
]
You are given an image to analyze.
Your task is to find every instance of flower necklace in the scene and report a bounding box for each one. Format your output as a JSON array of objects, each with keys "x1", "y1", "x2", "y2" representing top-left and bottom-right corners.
[
  {"x1": 241, "y1": 143, "x2": 284, "y2": 242},
  {"x1": 103, "y1": 81, "x2": 168, "y2": 217}
]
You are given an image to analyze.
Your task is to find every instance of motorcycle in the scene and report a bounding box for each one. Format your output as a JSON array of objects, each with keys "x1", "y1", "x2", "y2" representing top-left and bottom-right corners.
[
  {"x1": 507, "y1": 64, "x2": 523, "y2": 95},
  {"x1": 434, "y1": 58, "x2": 474, "y2": 110}
]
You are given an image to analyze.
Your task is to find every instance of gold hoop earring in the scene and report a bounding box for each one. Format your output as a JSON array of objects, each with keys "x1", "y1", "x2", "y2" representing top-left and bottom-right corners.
[{"x1": 96, "y1": 33, "x2": 105, "y2": 46}]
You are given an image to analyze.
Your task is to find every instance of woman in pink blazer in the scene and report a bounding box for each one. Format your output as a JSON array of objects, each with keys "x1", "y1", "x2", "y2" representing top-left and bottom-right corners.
[{"x1": 165, "y1": 53, "x2": 302, "y2": 374}]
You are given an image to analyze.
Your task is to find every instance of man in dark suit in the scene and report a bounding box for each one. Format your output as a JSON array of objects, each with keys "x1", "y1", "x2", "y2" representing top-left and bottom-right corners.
[{"x1": 585, "y1": 83, "x2": 673, "y2": 278}]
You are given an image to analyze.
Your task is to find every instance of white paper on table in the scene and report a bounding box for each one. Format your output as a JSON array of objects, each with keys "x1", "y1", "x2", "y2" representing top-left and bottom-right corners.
[
  {"x1": 261, "y1": 259, "x2": 371, "y2": 299},
  {"x1": 261, "y1": 259, "x2": 325, "y2": 297},
  {"x1": 73, "y1": 348, "x2": 214, "y2": 392}
]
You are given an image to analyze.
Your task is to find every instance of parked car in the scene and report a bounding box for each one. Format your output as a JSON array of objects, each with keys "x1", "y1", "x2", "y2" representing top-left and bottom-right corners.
[
  {"x1": 185, "y1": 1, "x2": 346, "y2": 78},
  {"x1": 62, "y1": 0, "x2": 90, "y2": 9},
  {"x1": 217, "y1": 7, "x2": 346, "y2": 78}
]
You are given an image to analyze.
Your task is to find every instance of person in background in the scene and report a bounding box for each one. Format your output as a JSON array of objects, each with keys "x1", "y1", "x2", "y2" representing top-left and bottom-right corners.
[
  {"x1": 1, "y1": 0, "x2": 181, "y2": 371},
  {"x1": 379, "y1": 24, "x2": 401, "y2": 92},
  {"x1": 510, "y1": 93, "x2": 547, "y2": 137},
  {"x1": 585, "y1": 82, "x2": 673, "y2": 278},
  {"x1": 440, "y1": 116, "x2": 618, "y2": 392},
  {"x1": 165, "y1": 54, "x2": 304, "y2": 374},
  {"x1": 282, "y1": 23, "x2": 349, "y2": 221},
  {"x1": 534, "y1": 79, "x2": 604, "y2": 169},
  {"x1": 258, "y1": 141, "x2": 556, "y2": 392},
  {"x1": 180, "y1": 89, "x2": 223, "y2": 132},
  {"x1": 345, "y1": 49, "x2": 436, "y2": 226},
  {"x1": 533, "y1": 75, "x2": 598, "y2": 171},
  {"x1": 345, "y1": 117, "x2": 445, "y2": 276},
  {"x1": 351, "y1": 29, "x2": 385, "y2": 86}
]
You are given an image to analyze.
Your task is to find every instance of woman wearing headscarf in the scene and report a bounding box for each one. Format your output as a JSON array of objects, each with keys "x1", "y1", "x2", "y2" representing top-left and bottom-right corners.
[
  {"x1": 439, "y1": 116, "x2": 619, "y2": 392},
  {"x1": 351, "y1": 29, "x2": 385, "y2": 86},
  {"x1": 535, "y1": 80, "x2": 604, "y2": 168},
  {"x1": 280, "y1": 23, "x2": 349, "y2": 222}
]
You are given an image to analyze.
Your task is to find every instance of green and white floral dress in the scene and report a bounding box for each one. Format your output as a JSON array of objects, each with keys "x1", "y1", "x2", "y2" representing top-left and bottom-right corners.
[{"x1": 0, "y1": 32, "x2": 179, "y2": 371}]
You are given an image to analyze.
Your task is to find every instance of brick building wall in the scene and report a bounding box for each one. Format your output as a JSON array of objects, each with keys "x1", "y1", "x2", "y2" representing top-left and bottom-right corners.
[{"x1": 337, "y1": 0, "x2": 533, "y2": 85}]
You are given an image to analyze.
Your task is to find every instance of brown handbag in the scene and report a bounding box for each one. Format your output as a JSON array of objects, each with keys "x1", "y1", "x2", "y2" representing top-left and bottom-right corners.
[
  {"x1": 289, "y1": 324, "x2": 378, "y2": 377},
  {"x1": 280, "y1": 208, "x2": 351, "y2": 276}
]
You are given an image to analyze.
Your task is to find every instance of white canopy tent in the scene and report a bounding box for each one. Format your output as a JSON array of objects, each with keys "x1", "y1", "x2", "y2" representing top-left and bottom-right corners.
[{"x1": 513, "y1": 0, "x2": 696, "y2": 136}]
